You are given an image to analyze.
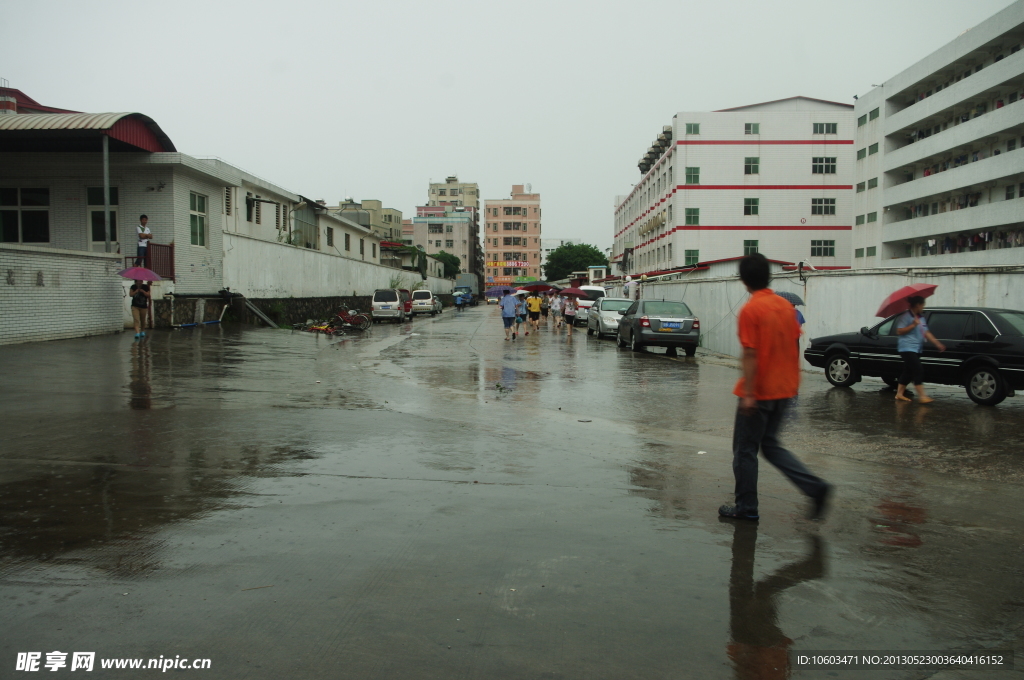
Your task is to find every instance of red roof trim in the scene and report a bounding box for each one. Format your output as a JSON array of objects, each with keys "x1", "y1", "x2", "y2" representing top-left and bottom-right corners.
[{"x1": 0, "y1": 87, "x2": 79, "y2": 114}]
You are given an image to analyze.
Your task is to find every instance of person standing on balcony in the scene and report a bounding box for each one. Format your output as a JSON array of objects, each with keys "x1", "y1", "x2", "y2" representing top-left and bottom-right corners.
[{"x1": 135, "y1": 215, "x2": 153, "y2": 266}]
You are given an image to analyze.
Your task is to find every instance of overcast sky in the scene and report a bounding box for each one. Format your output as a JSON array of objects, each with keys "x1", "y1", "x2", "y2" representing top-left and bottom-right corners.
[{"x1": 3, "y1": 0, "x2": 1016, "y2": 251}]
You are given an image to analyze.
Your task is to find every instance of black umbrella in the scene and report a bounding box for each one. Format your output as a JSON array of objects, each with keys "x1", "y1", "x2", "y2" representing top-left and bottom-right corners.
[{"x1": 776, "y1": 290, "x2": 804, "y2": 306}]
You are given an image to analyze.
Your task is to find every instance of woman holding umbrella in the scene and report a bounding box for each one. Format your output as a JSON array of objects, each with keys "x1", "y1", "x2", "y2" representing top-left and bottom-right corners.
[{"x1": 895, "y1": 295, "x2": 946, "y2": 403}]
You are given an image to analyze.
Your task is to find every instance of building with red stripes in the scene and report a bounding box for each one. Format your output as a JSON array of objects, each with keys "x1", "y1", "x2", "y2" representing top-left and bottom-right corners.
[{"x1": 611, "y1": 97, "x2": 855, "y2": 277}]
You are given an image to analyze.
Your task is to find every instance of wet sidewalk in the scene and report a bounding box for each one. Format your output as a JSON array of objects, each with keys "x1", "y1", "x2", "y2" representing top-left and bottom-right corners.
[{"x1": 1, "y1": 310, "x2": 1022, "y2": 678}]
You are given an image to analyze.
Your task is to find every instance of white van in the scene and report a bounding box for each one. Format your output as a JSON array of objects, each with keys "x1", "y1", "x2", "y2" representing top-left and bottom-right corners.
[
  {"x1": 573, "y1": 285, "x2": 607, "y2": 326},
  {"x1": 411, "y1": 290, "x2": 442, "y2": 316},
  {"x1": 371, "y1": 289, "x2": 410, "y2": 323}
]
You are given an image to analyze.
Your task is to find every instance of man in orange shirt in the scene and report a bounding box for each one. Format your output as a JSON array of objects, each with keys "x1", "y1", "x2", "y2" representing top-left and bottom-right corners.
[{"x1": 720, "y1": 254, "x2": 832, "y2": 521}]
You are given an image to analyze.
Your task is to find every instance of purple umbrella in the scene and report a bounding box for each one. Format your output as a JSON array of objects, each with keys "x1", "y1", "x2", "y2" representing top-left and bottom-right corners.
[{"x1": 118, "y1": 266, "x2": 162, "y2": 281}]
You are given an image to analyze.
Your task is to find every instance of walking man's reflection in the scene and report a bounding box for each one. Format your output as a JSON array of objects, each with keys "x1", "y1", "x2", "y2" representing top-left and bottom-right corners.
[{"x1": 727, "y1": 522, "x2": 825, "y2": 679}]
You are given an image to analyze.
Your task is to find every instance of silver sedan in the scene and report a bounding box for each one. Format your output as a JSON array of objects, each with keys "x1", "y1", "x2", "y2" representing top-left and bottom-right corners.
[{"x1": 586, "y1": 297, "x2": 634, "y2": 338}]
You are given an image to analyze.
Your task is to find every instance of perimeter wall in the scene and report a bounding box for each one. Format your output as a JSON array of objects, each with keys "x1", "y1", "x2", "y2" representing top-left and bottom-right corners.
[{"x1": 614, "y1": 266, "x2": 1024, "y2": 363}]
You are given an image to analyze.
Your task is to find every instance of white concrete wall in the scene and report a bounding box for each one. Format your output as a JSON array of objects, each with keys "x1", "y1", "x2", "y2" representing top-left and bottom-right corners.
[
  {"x1": 0, "y1": 243, "x2": 124, "y2": 345},
  {"x1": 631, "y1": 266, "x2": 1024, "y2": 362},
  {"x1": 222, "y1": 232, "x2": 452, "y2": 299}
]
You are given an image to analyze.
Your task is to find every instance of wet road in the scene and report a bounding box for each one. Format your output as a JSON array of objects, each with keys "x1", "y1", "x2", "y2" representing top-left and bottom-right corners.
[{"x1": 2, "y1": 307, "x2": 1023, "y2": 679}]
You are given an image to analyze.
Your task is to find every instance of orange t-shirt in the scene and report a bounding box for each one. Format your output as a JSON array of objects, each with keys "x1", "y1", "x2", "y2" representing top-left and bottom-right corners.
[{"x1": 733, "y1": 289, "x2": 801, "y2": 400}]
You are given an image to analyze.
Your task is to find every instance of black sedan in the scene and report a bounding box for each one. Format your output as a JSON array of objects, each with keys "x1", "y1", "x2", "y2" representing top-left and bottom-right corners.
[
  {"x1": 616, "y1": 300, "x2": 700, "y2": 356},
  {"x1": 803, "y1": 307, "x2": 1024, "y2": 406}
]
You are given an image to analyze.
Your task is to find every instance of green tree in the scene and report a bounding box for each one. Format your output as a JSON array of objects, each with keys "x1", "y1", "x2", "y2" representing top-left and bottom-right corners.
[
  {"x1": 542, "y1": 243, "x2": 608, "y2": 281},
  {"x1": 434, "y1": 251, "x2": 462, "y2": 278}
]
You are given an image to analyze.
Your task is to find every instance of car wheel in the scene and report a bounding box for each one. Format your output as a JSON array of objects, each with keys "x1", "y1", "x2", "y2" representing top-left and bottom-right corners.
[
  {"x1": 630, "y1": 332, "x2": 644, "y2": 352},
  {"x1": 684, "y1": 346, "x2": 696, "y2": 357},
  {"x1": 616, "y1": 330, "x2": 627, "y2": 348},
  {"x1": 966, "y1": 366, "x2": 1006, "y2": 406},
  {"x1": 666, "y1": 347, "x2": 678, "y2": 357},
  {"x1": 825, "y1": 353, "x2": 858, "y2": 387},
  {"x1": 881, "y1": 376, "x2": 899, "y2": 389},
  {"x1": 587, "y1": 327, "x2": 594, "y2": 336}
]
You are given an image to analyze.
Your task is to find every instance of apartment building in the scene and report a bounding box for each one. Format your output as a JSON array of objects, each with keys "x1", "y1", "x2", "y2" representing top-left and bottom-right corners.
[
  {"x1": 410, "y1": 204, "x2": 477, "y2": 272},
  {"x1": 426, "y1": 176, "x2": 482, "y2": 278},
  {"x1": 483, "y1": 185, "x2": 542, "y2": 286},
  {"x1": 853, "y1": 0, "x2": 1024, "y2": 267},
  {"x1": 611, "y1": 97, "x2": 856, "y2": 276},
  {"x1": 328, "y1": 198, "x2": 403, "y2": 242}
]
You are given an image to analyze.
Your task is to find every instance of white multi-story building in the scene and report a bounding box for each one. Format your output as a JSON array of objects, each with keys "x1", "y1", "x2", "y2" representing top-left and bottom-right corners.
[
  {"x1": 612, "y1": 97, "x2": 856, "y2": 276},
  {"x1": 853, "y1": 0, "x2": 1024, "y2": 268}
]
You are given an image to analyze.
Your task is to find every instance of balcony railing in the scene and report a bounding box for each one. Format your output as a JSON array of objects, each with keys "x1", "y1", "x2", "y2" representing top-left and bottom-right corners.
[{"x1": 123, "y1": 243, "x2": 174, "y2": 280}]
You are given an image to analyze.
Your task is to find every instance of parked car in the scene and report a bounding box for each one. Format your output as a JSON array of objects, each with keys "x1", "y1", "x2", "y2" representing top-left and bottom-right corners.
[
  {"x1": 803, "y1": 306, "x2": 1024, "y2": 406},
  {"x1": 397, "y1": 289, "x2": 415, "y2": 316},
  {"x1": 411, "y1": 289, "x2": 442, "y2": 316},
  {"x1": 371, "y1": 289, "x2": 411, "y2": 323},
  {"x1": 586, "y1": 297, "x2": 633, "y2": 338},
  {"x1": 572, "y1": 285, "x2": 607, "y2": 326},
  {"x1": 616, "y1": 300, "x2": 700, "y2": 356}
]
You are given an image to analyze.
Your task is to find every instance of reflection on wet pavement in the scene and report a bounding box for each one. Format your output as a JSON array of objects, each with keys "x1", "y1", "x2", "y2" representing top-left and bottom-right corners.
[{"x1": 1, "y1": 309, "x2": 1022, "y2": 679}]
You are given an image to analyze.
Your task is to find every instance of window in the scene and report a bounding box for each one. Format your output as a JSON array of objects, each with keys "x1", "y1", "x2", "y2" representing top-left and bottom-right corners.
[
  {"x1": 189, "y1": 192, "x2": 207, "y2": 247},
  {"x1": 685, "y1": 123, "x2": 700, "y2": 134},
  {"x1": 744, "y1": 123, "x2": 760, "y2": 134},
  {"x1": 856, "y1": 182, "x2": 866, "y2": 193},
  {"x1": 503, "y1": 237, "x2": 513, "y2": 245},
  {"x1": 372, "y1": 243, "x2": 377, "y2": 258},
  {"x1": 684, "y1": 208, "x2": 699, "y2": 226},
  {"x1": 857, "y1": 148, "x2": 866, "y2": 160},
  {"x1": 867, "y1": 177, "x2": 878, "y2": 189},
  {"x1": 868, "y1": 143, "x2": 879, "y2": 155},
  {"x1": 855, "y1": 248, "x2": 864, "y2": 258},
  {"x1": 743, "y1": 240, "x2": 758, "y2": 255},
  {"x1": 224, "y1": 187, "x2": 232, "y2": 216},
  {"x1": 866, "y1": 212, "x2": 877, "y2": 223},
  {"x1": 685, "y1": 167, "x2": 700, "y2": 184},
  {"x1": 428, "y1": 224, "x2": 443, "y2": 234},
  {"x1": 326, "y1": 227, "x2": 334, "y2": 247},
  {"x1": 1, "y1": 188, "x2": 50, "y2": 244},
  {"x1": 438, "y1": 189, "x2": 446, "y2": 196},
  {"x1": 87, "y1": 187, "x2": 118, "y2": 243},
  {"x1": 811, "y1": 239, "x2": 836, "y2": 257},
  {"x1": 813, "y1": 123, "x2": 838, "y2": 134},
  {"x1": 858, "y1": 114, "x2": 867, "y2": 126},
  {"x1": 866, "y1": 246, "x2": 877, "y2": 257},
  {"x1": 812, "y1": 157, "x2": 837, "y2": 174},
  {"x1": 1010, "y1": 139, "x2": 1018, "y2": 152},
  {"x1": 744, "y1": 157, "x2": 759, "y2": 174},
  {"x1": 360, "y1": 239, "x2": 365, "y2": 255},
  {"x1": 1007, "y1": 185, "x2": 1016, "y2": 200},
  {"x1": 445, "y1": 239, "x2": 454, "y2": 248},
  {"x1": 344, "y1": 233, "x2": 351, "y2": 251},
  {"x1": 445, "y1": 225, "x2": 453, "y2": 233},
  {"x1": 869, "y1": 108, "x2": 879, "y2": 120},
  {"x1": 684, "y1": 249, "x2": 699, "y2": 266},
  {"x1": 434, "y1": 240, "x2": 441, "y2": 247},
  {"x1": 855, "y1": 215, "x2": 865, "y2": 225},
  {"x1": 811, "y1": 198, "x2": 836, "y2": 215},
  {"x1": 743, "y1": 198, "x2": 759, "y2": 215}
]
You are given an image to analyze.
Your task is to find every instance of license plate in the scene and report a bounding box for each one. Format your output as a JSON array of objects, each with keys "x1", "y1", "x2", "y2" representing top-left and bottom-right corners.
[
  {"x1": 381, "y1": 306, "x2": 391, "y2": 309},
  {"x1": 662, "y1": 322, "x2": 682, "y2": 329}
]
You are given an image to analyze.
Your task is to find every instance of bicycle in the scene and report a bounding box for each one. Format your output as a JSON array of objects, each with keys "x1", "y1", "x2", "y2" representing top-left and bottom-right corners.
[{"x1": 333, "y1": 305, "x2": 371, "y2": 331}]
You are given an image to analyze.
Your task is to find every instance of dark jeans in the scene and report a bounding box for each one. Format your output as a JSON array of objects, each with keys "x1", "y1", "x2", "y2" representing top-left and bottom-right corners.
[
  {"x1": 135, "y1": 244, "x2": 148, "y2": 267},
  {"x1": 898, "y1": 351, "x2": 923, "y2": 386},
  {"x1": 732, "y1": 398, "x2": 828, "y2": 513}
]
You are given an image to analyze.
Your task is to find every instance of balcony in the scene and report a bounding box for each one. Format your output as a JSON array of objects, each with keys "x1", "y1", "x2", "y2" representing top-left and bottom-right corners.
[
  {"x1": 885, "y1": 50, "x2": 1024, "y2": 135},
  {"x1": 883, "y1": 149, "x2": 1024, "y2": 207},
  {"x1": 882, "y1": 197, "x2": 1024, "y2": 243},
  {"x1": 883, "y1": 99, "x2": 1024, "y2": 173}
]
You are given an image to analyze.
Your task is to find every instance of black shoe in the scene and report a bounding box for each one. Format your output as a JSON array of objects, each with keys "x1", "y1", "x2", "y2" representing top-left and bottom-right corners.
[
  {"x1": 809, "y1": 484, "x2": 833, "y2": 521},
  {"x1": 512, "y1": 332, "x2": 516, "y2": 340},
  {"x1": 718, "y1": 505, "x2": 759, "y2": 520}
]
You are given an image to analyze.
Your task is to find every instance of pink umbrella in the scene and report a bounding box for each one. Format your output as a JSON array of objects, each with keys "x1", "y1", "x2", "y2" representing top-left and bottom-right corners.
[
  {"x1": 118, "y1": 266, "x2": 162, "y2": 281},
  {"x1": 875, "y1": 283, "x2": 937, "y2": 318}
]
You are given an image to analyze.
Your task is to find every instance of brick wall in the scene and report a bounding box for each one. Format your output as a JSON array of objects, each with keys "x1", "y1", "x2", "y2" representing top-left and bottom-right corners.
[{"x1": 0, "y1": 244, "x2": 124, "y2": 345}]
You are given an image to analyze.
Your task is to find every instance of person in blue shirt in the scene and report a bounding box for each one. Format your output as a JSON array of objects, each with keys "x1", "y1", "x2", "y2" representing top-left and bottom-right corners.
[
  {"x1": 498, "y1": 289, "x2": 518, "y2": 340},
  {"x1": 514, "y1": 291, "x2": 529, "y2": 338},
  {"x1": 895, "y1": 295, "x2": 946, "y2": 403}
]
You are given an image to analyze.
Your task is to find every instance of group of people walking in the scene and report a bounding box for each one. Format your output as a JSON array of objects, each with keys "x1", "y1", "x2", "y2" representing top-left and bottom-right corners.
[{"x1": 496, "y1": 289, "x2": 580, "y2": 340}]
